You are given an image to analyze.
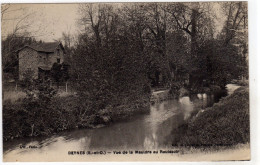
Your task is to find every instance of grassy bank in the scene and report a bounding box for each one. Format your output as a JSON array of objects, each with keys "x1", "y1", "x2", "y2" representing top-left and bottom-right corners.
[
  {"x1": 171, "y1": 86, "x2": 249, "y2": 147},
  {"x1": 3, "y1": 94, "x2": 150, "y2": 141}
]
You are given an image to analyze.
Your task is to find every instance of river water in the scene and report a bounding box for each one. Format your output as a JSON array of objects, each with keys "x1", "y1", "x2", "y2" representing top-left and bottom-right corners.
[{"x1": 3, "y1": 84, "x2": 240, "y2": 161}]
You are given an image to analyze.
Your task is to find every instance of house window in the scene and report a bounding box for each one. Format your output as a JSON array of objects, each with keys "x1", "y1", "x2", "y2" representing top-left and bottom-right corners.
[
  {"x1": 57, "y1": 58, "x2": 60, "y2": 63},
  {"x1": 57, "y1": 49, "x2": 60, "y2": 56}
]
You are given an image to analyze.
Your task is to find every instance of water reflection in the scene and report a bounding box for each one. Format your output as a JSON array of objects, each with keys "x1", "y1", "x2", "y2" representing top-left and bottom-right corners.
[{"x1": 179, "y1": 97, "x2": 193, "y2": 120}]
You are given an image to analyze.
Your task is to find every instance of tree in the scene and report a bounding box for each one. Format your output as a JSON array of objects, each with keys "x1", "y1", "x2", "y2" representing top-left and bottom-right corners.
[
  {"x1": 219, "y1": 2, "x2": 248, "y2": 81},
  {"x1": 166, "y1": 30, "x2": 190, "y2": 82},
  {"x1": 72, "y1": 3, "x2": 151, "y2": 117},
  {"x1": 142, "y1": 3, "x2": 171, "y2": 86},
  {"x1": 78, "y1": 4, "x2": 104, "y2": 47},
  {"x1": 61, "y1": 28, "x2": 74, "y2": 49},
  {"x1": 167, "y1": 2, "x2": 216, "y2": 89},
  {"x1": 2, "y1": 35, "x2": 37, "y2": 81},
  {"x1": 1, "y1": 4, "x2": 40, "y2": 81},
  {"x1": 220, "y1": 2, "x2": 248, "y2": 45},
  {"x1": 50, "y1": 63, "x2": 69, "y2": 87},
  {"x1": 122, "y1": 3, "x2": 171, "y2": 87}
]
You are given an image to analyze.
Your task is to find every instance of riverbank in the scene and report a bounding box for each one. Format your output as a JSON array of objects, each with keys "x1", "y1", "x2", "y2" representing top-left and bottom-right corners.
[
  {"x1": 3, "y1": 93, "x2": 150, "y2": 141},
  {"x1": 171, "y1": 86, "x2": 249, "y2": 147}
]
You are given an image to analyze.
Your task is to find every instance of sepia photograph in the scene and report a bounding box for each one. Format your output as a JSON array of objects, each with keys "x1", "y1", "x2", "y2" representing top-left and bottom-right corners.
[{"x1": 1, "y1": 1, "x2": 250, "y2": 162}]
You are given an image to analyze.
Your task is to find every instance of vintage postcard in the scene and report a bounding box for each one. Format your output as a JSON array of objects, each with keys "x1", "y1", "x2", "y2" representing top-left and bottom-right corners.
[{"x1": 1, "y1": 2, "x2": 250, "y2": 162}]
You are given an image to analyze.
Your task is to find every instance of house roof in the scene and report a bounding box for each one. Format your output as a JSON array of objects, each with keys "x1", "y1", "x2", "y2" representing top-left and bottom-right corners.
[{"x1": 17, "y1": 42, "x2": 65, "y2": 53}]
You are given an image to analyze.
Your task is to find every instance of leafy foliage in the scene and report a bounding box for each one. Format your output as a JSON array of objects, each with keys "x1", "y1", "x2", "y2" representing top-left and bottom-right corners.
[
  {"x1": 2, "y1": 35, "x2": 39, "y2": 81},
  {"x1": 50, "y1": 62, "x2": 70, "y2": 86},
  {"x1": 172, "y1": 87, "x2": 249, "y2": 146}
]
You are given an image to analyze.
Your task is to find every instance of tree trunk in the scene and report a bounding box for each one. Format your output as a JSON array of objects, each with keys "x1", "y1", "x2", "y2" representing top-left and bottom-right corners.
[
  {"x1": 155, "y1": 70, "x2": 160, "y2": 87},
  {"x1": 65, "y1": 82, "x2": 68, "y2": 92},
  {"x1": 191, "y1": 8, "x2": 199, "y2": 58},
  {"x1": 189, "y1": 7, "x2": 199, "y2": 88}
]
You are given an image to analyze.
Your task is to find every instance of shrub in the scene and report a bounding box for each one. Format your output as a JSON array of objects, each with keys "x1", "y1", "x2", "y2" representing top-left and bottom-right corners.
[
  {"x1": 172, "y1": 87, "x2": 249, "y2": 147},
  {"x1": 3, "y1": 80, "x2": 150, "y2": 141}
]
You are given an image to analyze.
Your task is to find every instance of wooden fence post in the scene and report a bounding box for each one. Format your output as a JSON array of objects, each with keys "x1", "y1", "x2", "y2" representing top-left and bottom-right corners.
[
  {"x1": 15, "y1": 82, "x2": 18, "y2": 91},
  {"x1": 66, "y1": 82, "x2": 68, "y2": 93}
]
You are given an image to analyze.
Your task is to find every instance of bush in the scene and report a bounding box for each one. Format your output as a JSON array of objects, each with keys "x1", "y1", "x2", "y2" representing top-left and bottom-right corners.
[
  {"x1": 3, "y1": 80, "x2": 151, "y2": 141},
  {"x1": 3, "y1": 78, "x2": 76, "y2": 141},
  {"x1": 231, "y1": 79, "x2": 249, "y2": 86},
  {"x1": 172, "y1": 87, "x2": 249, "y2": 147}
]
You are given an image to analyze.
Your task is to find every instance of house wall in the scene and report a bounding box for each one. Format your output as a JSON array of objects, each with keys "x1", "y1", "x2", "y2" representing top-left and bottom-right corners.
[
  {"x1": 54, "y1": 44, "x2": 65, "y2": 63},
  {"x1": 18, "y1": 44, "x2": 65, "y2": 80},
  {"x1": 38, "y1": 52, "x2": 50, "y2": 68},
  {"x1": 46, "y1": 44, "x2": 65, "y2": 67},
  {"x1": 18, "y1": 47, "x2": 39, "y2": 80}
]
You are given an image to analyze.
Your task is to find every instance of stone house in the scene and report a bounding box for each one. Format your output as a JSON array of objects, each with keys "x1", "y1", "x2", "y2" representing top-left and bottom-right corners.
[{"x1": 17, "y1": 42, "x2": 65, "y2": 80}]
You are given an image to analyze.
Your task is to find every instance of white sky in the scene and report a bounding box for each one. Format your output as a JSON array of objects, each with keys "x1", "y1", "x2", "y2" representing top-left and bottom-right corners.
[
  {"x1": 1, "y1": 3, "x2": 225, "y2": 42},
  {"x1": 2, "y1": 3, "x2": 79, "y2": 42}
]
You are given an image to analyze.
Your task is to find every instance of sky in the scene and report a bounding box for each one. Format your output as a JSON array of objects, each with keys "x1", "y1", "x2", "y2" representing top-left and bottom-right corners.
[
  {"x1": 1, "y1": 3, "x2": 225, "y2": 43},
  {"x1": 2, "y1": 3, "x2": 79, "y2": 42}
]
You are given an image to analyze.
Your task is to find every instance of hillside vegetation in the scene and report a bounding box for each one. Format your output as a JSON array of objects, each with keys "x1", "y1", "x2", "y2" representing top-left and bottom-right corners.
[{"x1": 172, "y1": 87, "x2": 249, "y2": 147}]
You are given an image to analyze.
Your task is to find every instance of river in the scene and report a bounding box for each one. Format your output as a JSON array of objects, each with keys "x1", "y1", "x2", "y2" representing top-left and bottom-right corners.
[{"x1": 3, "y1": 84, "x2": 241, "y2": 161}]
